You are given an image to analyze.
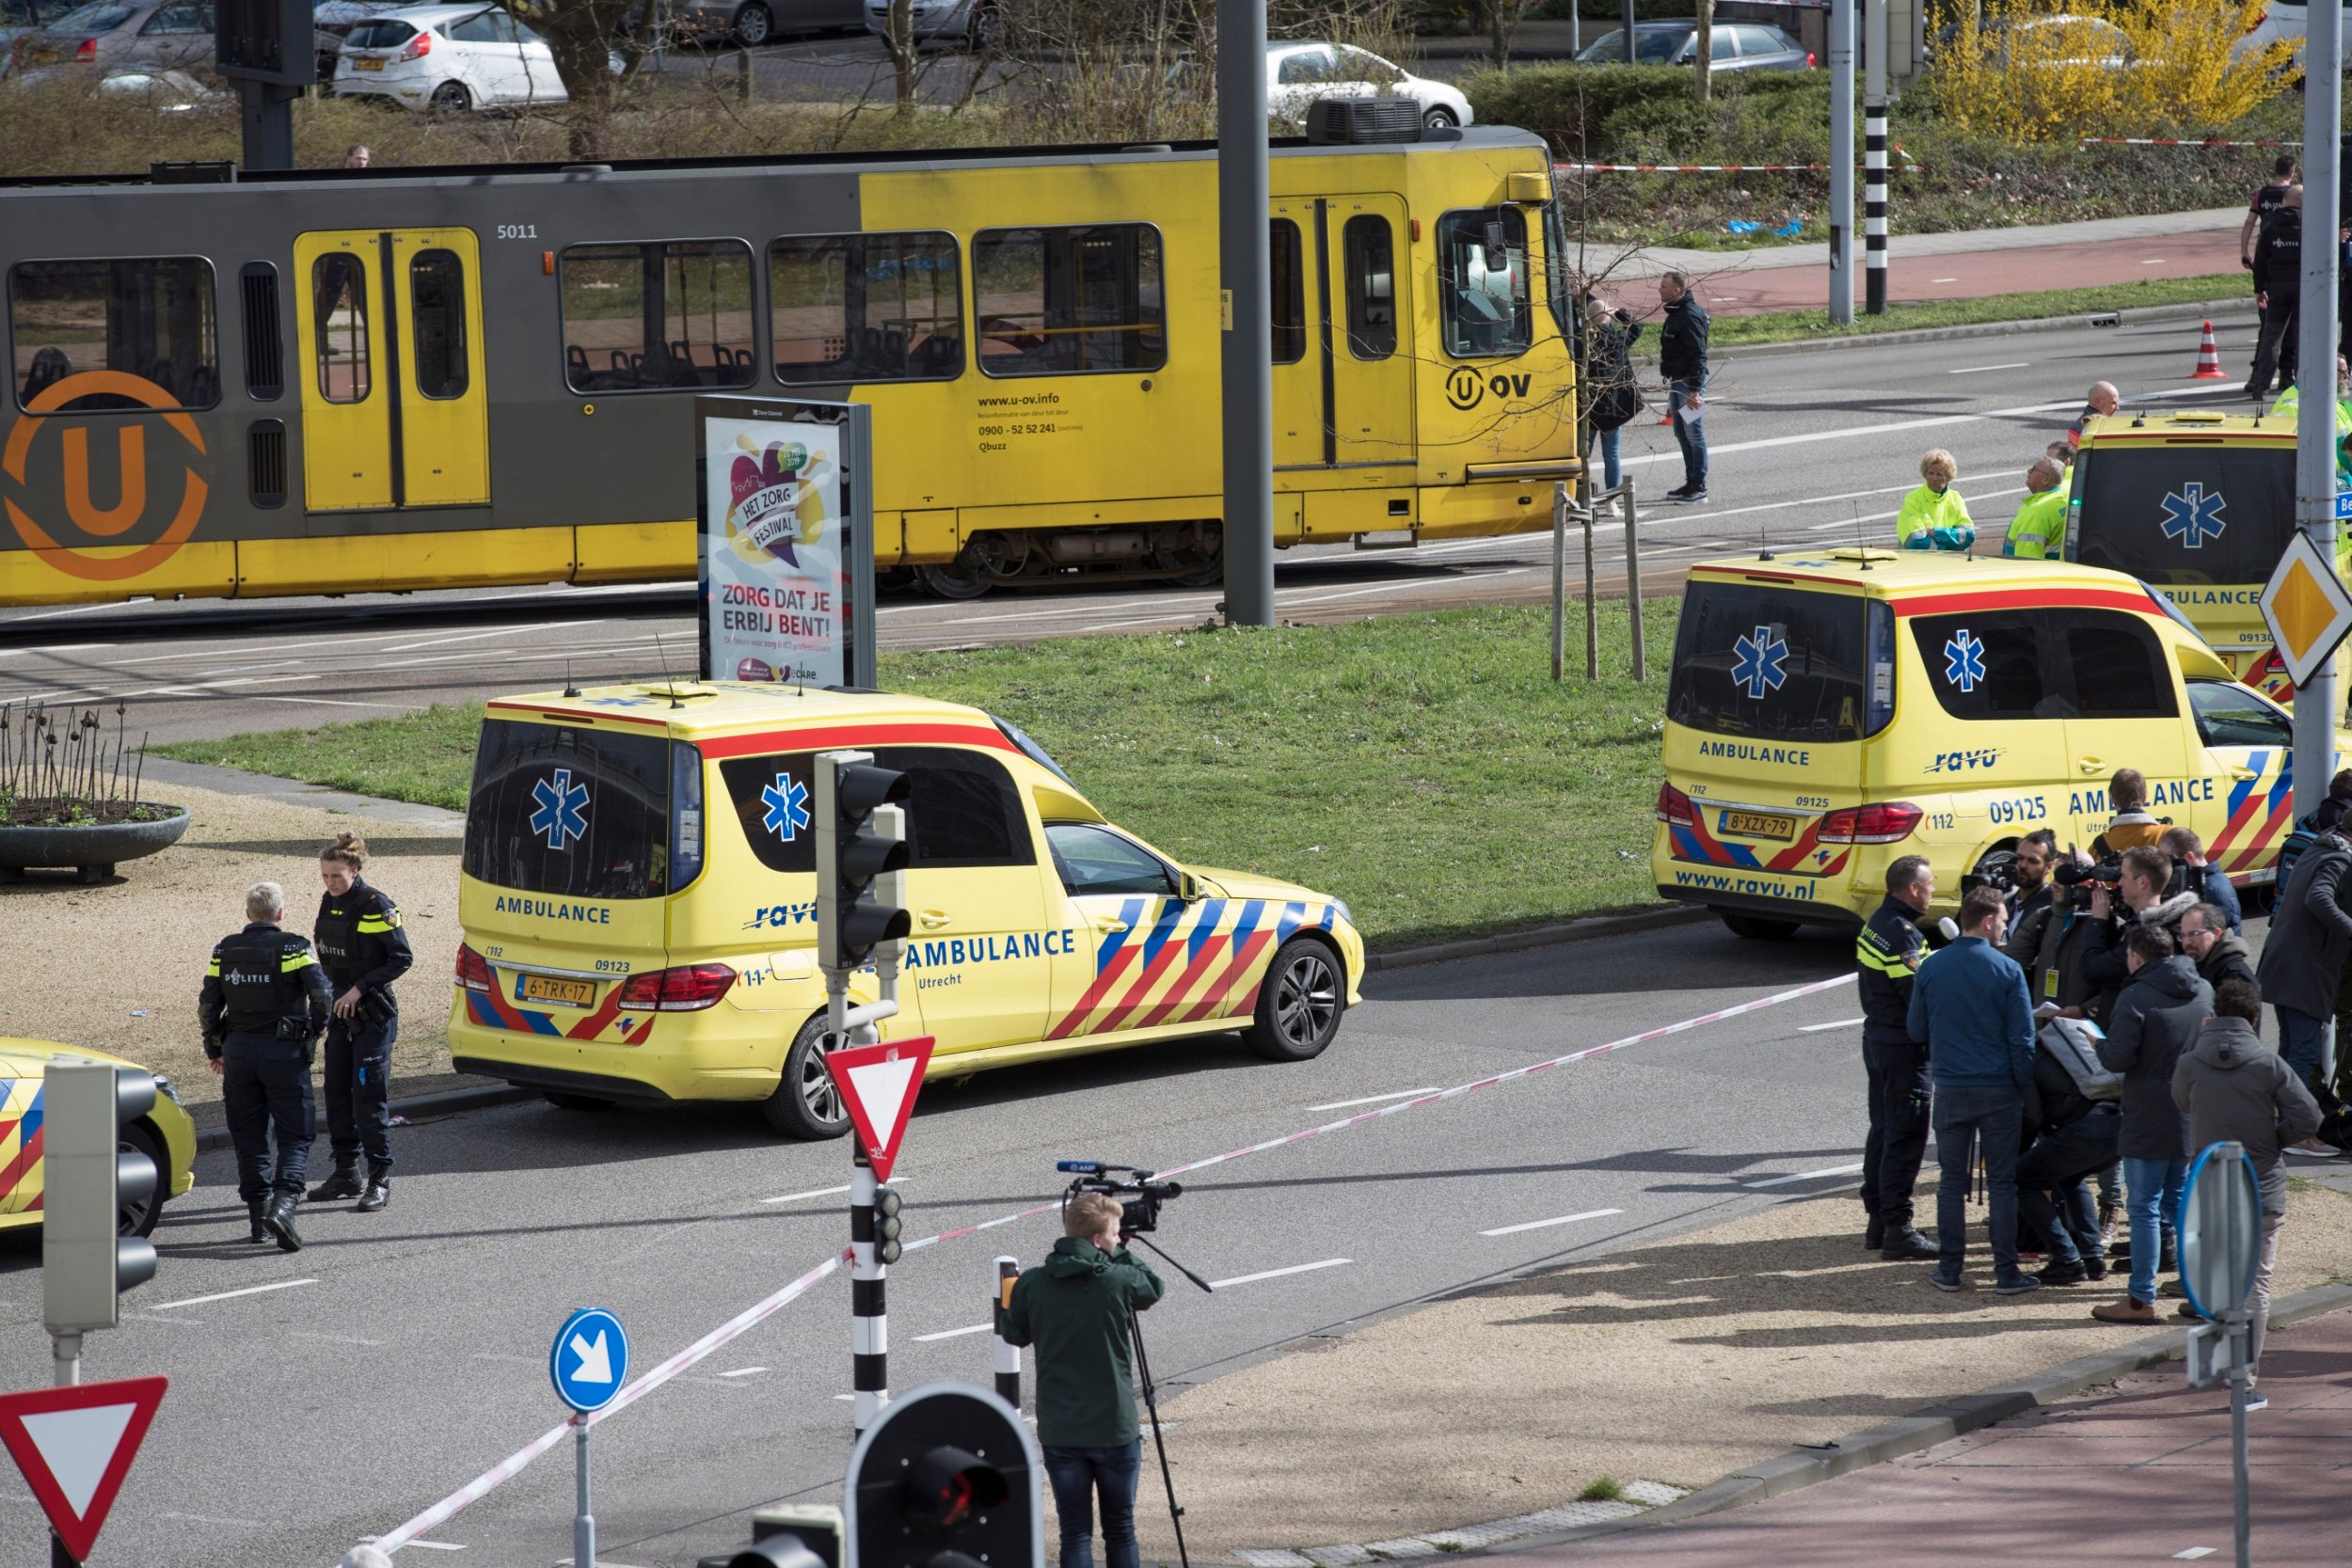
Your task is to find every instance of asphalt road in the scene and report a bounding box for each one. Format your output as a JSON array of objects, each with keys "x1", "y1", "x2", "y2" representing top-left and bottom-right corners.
[
  {"x1": 0, "y1": 917, "x2": 1877, "y2": 1567},
  {"x1": 0, "y1": 309, "x2": 2263, "y2": 745}
]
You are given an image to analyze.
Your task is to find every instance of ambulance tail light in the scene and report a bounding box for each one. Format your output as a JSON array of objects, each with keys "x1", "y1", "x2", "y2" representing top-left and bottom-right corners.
[
  {"x1": 455, "y1": 943, "x2": 494, "y2": 993},
  {"x1": 1819, "y1": 801, "x2": 1923, "y2": 845},
  {"x1": 617, "y1": 962, "x2": 737, "y2": 1011},
  {"x1": 1655, "y1": 782, "x2": 1697, "y2": 828}
]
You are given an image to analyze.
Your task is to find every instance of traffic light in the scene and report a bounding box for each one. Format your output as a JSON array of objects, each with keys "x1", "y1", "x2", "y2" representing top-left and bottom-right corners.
[
  {"x1": 817, "y1": 751, "x2": 911, "y2": 974},
  {"x1": 845, "y1": 1382, "x2": 1040, "y2": 1568},
  {"x1": 698, "y1": 1504, "x2": 843, "y2": 1568},
  {"x1": 866, "y1": 1185, "x2": 904, "y2": 1265},
  {"x1": 215, "y1": 0, "x2": 317, "y2": 86},
  {"x1": 42, "y1": 1060, "x2": 158, "y2": 1338}
]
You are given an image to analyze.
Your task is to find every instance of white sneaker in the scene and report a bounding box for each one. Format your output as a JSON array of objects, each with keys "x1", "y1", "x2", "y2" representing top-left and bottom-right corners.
[{"x1": 2287, "y1": 1139, "x2": 2342, "y2": 1158}]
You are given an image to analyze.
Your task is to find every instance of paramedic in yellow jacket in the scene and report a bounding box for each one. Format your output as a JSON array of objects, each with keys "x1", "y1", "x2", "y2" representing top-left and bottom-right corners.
[
  {"x1": 1897, "y1": 449, "x2": 1976, "y2": 551},
  {"x1": 2004, "y1": 456, "x2": 2069, "y2": 559}
]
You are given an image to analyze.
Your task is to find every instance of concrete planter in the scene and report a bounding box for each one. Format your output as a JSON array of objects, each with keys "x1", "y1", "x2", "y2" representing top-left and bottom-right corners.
[{"x1": 0, "y1": 805, "x2": 191, "y2": 883}]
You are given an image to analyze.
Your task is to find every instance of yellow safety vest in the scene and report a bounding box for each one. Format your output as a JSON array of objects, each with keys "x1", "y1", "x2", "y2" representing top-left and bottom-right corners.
[{"x1": 2003, "y1": 487, "x2": 2067, "y2": 560}]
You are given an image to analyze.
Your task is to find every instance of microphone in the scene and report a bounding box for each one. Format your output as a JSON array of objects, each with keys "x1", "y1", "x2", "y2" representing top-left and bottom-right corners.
[{"x1": 1937, "y1": 917, "x2": 1960, "y2": 942}]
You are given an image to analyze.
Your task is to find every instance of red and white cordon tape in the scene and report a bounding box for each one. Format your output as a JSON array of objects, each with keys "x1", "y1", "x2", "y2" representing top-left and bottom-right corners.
[
  {"x1": 2076, "y1": 136, "x2": 2302, "y2": 149},
  {"x1": 356, "y1": 967, "x2": 1856, "y2": 1558},
  {"x1": 1558, "y1": 150, "x2": 1918, "y2": 173},
  {"x1": 366, "y1": 1251, "x2": 846, "y2": 1555}
]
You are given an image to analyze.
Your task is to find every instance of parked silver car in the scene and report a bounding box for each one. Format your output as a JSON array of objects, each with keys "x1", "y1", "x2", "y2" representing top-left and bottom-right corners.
[
  {"x1": 860, "y1": 0, "x2": 992, "y2": 52},
  {"x1": 13, "y1": 0, "x2": 214, "y2": 72},
  {"x1": 665, "y1": 0, "x2": 858, "y2": 47}
]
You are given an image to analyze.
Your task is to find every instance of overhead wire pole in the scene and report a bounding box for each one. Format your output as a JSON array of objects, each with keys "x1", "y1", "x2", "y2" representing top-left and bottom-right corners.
[
  {"x1": 1863, "y1": 0, "x2": 1889, "y2": 314},
  {"x1": 1828, "y1": 0, "x2": 1854, "y2": 323},
  {"x1": 1218, "y1": 0, "x2": 1276, "y2": 626},
  {"x1": 2293, "y1": 0, "x2": 2343, "y2": 827}
]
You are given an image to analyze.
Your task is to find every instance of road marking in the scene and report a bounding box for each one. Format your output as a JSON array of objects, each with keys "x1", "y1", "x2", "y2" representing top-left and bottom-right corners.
[
  {"x1": 1948, "y1": 363, "x2": 2029, "y2": 374},
  {"x1": 164, "y1": 1512, "x2": 268, "y2": 1527},
  {"x1": 152, "y1": 1277, "x2": 316, "y2": 1309},
  {"x1": 382, "y1": 621, "x2": 606, "y2": 654},
  {"x1": 253, "y1": 695, "x2": 415, "y2": 708},
  {"x1": 715, "y1": 1366, "x2": 769, "y2": 1378},
  {"x1": 1804, "y1": 484, "x2": 2028, "y2": 531},
  {"x1": 1209, "y1": 1259, "x2": 1351, "y2": 1291},
  {"x1": 1741, "y1": 1162, "x2": 1866, "y2": 1189},
  {"x1": 761, "y1": 1183, "x2": 852, "y2": 1205},
  {"x1": 1931, "y1": 276, "x2": 1961, "y2": 283},
  {"x1": 1307, "y1": 1087, "x2": 1441, "y2": 1111},
  {"x1": 1800, "y1": 1018, "x2": 1866, "y2": 1033},
  {"x1": 2143, "y1": 258, "x2": 2169, "y2": 264},
  {"x1": 914, "y1": 1323, "x2": 995, "y2": 1342},
  {"x1": 2174, "y1": 1550, "x2": 2217, "y2": 1560},
  {"x1": 1479, "y1": 1207, "x2": 1624, "y2": 1238}
]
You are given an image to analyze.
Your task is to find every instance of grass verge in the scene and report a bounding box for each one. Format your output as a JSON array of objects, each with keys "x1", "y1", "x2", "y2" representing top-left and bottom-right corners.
[
  {"x1": 1713, "y1": 274, "x2": 2244, "y2": 349},
  {"x1": 153, "y1": 603, "x2": 1678, "y2": 948}
]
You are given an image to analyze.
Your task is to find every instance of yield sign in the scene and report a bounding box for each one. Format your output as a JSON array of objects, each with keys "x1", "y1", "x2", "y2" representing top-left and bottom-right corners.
[
  {"x1": 822, "y1": 1036, "x2": 935, "y2": 1182},
  {"x1": 0, "y1": 1375, "x2": 167, "y2": 1560}
]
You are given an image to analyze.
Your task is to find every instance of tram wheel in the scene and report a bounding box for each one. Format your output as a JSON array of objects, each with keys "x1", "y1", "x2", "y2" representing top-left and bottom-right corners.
[{"x1": 916, "y1": 562, "x2": 993, "y2": 601}]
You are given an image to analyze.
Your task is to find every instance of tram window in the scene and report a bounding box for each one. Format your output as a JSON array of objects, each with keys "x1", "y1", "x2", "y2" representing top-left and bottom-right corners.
[
  {"x1": 560, "y1": 239, "x2": 756, "y2": 394},
  {"x1": 1437, "y1": 207, "x2": 1531, "y2": 358},
  {"x1": 1269, "y1": 220, "x2": 1304, "y2": 365},
  {"x1": 10, "y1": 257, "x2": 218, "y2": 412},
  {"x1": 310, "y1": 252, "x2": 370, "y2": 404},
  {"x1": 1342, "y1": 214, "x2": 1395, "y2": 360},
  {"x1": 972, "y1": 224, "x2": 1166, "y2": 378},
  {"x1": 770, "y1": 231, "x2": 962, "y2": 384},
  {"x1": 409, "y1": 249, "x2": 469, "y2": 400}
]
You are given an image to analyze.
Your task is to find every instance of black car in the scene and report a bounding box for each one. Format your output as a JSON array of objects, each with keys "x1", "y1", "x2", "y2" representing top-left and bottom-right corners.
[{"x1": 1574, "y1": 19, "x2": 1814, "y2": 71}]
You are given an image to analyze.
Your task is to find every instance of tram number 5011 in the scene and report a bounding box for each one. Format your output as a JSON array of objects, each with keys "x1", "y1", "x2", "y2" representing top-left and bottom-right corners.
[{"x1": 497, "y1": 224, "x2": 540, "y2": 240}]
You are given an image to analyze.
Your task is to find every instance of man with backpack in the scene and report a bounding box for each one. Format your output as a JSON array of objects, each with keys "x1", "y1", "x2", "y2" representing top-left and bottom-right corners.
[{"x1": 2015, "y1": 1013, "x2": 2121, "y2": 1287}]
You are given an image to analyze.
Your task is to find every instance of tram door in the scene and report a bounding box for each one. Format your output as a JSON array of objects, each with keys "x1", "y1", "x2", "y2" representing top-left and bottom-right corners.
[
  {"x1": 1267, "y1": 193, "x2": 1416, "y2": 473},
  {"x1": 293, "y1": 229, "x2": 490, "y2": 511}
]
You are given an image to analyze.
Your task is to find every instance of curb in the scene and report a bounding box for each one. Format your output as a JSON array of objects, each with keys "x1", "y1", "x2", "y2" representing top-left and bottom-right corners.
[
  {"x1": 1474, "y1": 1280, "x2": 2352, "y2": 1557},
  {"x1": 1725, "y1": 297, "x2": 2248, "y2": 356},
  {"x1": 138, "y1": 754, "x2": 467, "y2": 830},
  {"x1": 1364, "y1": 906, "x2": 1708, "y2": 972},
  {"x1": 191, "y1": 1082, "x2": 532, "y2": 1153}
]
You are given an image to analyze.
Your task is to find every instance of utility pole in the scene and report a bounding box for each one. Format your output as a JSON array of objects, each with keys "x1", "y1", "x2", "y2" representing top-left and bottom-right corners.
[
  {"x1": 1828, "y1": 0, "x2": 1854, "y2": 324},
  {"x1": 1862, "y1": 0, "x2": 1888, "y2": 314},
  {"x1": 2293, "y1": 0, "x2": 2343, "y2": 824},
  {"x1": 1218, "y1": 0, "x2": 1275, "y2": 626}
]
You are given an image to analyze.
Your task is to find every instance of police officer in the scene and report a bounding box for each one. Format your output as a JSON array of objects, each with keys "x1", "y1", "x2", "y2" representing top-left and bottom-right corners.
[
  {"x1": 1858, "y1": 855, "x2": 1938, "y2": 1260},
  {"x1": 199, "y1": 880, "x2": 333, "y2": 1251},
  {"x1": 310, "y1": 832, "x2": 412, "y2": 1212}
]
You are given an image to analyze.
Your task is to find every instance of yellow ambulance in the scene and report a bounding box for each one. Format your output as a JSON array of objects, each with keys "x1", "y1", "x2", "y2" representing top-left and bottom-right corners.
[
  {"x1": 1653, "y1": 547, "x2": 2340, "y2": 937},
  {"x1": 448, "y1": 684, "x2": 1363, "y2": 1136}
]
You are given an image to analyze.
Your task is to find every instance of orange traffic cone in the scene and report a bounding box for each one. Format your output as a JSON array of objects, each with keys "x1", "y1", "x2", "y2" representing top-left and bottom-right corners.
[{"x1": 2188, "y1": 319, "x2": 2228, "y2": 380}]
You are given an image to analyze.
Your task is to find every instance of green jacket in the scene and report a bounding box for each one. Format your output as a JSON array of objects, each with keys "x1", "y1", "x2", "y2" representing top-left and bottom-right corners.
[
  {"x1": 2003, "y1": 487, "x2": 2067, "y2": 559},
  {"x1": 1004, "y1": 1236, "x2": 1166, "y2": 1448},
  {"x1": 1897, "y1": 483, "x2": 1975, "y2": 551}
]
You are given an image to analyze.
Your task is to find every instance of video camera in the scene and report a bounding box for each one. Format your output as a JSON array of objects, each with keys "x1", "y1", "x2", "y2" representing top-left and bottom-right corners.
[
  {"x1": 2052, "y1": 852, "x2": 2122, "y2": 911},
  {"x1": 1057, "y1": 1160, "x2": 1183, "y2": 1236}
]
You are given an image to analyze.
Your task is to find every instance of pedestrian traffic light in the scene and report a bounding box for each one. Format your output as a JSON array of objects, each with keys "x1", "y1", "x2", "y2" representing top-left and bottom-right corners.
[
  {"x1": 42, "y1": 1060, "x2": 158, "y2": 1338},
  {"x1": 845, "y1": 1382, "x2": 1040, "y2": 1568},
  {"x1": 817, "y1": 751, "x2": 911, "y2": 974},
  {"x1": 868, "y1": 1185, "x2": 904, "y2": 1266}
]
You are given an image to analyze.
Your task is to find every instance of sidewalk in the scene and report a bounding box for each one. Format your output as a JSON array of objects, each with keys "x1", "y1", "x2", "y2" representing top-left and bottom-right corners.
[{"x1": 1540, "y1": 1304, "x2": 2352, "y2": 1564}]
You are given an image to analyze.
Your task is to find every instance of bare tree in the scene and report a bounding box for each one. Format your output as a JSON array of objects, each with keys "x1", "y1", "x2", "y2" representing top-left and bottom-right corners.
[
  {"x1": 1692, "y1": 0, "x2": 1713, "y2": 103},
  {"x1": 1470, "y1": 0, "x2": 1546, "y2": 70},
  {"x1": 498, "y1": 0, "x2": 644, "y2": 156}
]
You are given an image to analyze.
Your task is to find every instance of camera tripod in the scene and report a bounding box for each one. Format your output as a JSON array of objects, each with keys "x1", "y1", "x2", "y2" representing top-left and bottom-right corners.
[{"x1": 1126, "y1": 1232, "x2": 1213, "y2": 1568}]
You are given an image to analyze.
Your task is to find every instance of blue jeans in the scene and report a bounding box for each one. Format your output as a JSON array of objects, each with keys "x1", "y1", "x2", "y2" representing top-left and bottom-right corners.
[
  {"x1": 1933, "y1": 1083, "x2": 2026, "y2": 1284},
  {"x1": 1595, "y1": 424, "x2": 1622, "y2": 491},
  {"x1": 2016, "y1": 1108, "x2": 2119, "y2": 1268},
  {"x1": 1670, "y1": 377, "x2": 1708, "y2": 490},
  {"x1": 2122, "y1": 1156, "x2": 2188, "y2": 1305},
  {"x1": 1044, "y1": 1440, "x2": 1141, "y2": 1568},
  {"x1": 2277, "y1": 1006, "x2": 2328, "y2": 1093}
]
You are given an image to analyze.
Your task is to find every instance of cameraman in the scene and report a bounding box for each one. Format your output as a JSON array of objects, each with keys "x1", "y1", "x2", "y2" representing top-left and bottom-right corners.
[
  {"x1": 2158, "y1": 827, "x2": 2240, "y2": 934},
  {"x1": 1856, "y1": 856, "x2": 1938, "y2": 1259},
  {"x1": 1005, "y1": 1192, "x2": 1167, "y2": 1568},
  {"x1": 2076, "y1": 846, "x2": 2197, "y2": 1025}
]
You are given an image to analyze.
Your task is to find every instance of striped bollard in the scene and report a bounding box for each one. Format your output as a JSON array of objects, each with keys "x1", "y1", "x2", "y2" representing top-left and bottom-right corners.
[
  {"x1": 993, "y1": 1256, "x2": 1022, "y2": 1408},
  {"x1": 1864, "y1": 101, "x2": 1888, "y2": 314},
  {"x1": 850, "y1": 1151, "x2": 886, "y2": 1433}
]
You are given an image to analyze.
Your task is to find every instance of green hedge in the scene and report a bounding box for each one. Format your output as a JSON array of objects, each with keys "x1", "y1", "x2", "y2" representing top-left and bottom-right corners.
[{"x1": 1462, "y1": 64, "x2": 1825, "y2": 163}]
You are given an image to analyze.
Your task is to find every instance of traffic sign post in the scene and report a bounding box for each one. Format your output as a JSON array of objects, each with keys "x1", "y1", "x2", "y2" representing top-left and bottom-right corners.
[
  {"x1": 826, "y1": 1034, "x2": 934, "y2": 1433},
  {"x1": 551, "y1": 1307, "x2": 629, "y2": 1568},
  {"x1": 2180, "y1": 1142, "x2": 2264, "y2": 1568},
  {"x1": 0, "y1": 1375, "x2": 167, "y2": 1565}
]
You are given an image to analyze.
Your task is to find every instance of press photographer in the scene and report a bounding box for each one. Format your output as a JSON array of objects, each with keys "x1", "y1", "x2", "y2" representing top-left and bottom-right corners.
[
  {"x1": 2158, "y1": 827, "x2": 2241, "y2": 934},
  {"x1": 2076, "y1": 847, "x2": 2197, "y2": 1026},
  {"x1": 1003, "y1": 1187, "x2": 1168, "y2": 1568}
]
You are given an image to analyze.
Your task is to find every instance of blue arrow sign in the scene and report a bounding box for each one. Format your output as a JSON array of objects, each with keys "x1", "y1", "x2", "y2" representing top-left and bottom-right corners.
[
  {"x1": 550, "y1": 1307, "x2": 628, "y2": 1414},
  {"x1": 2335, "y1": 490, "x2": 2352, "y2": 522}
]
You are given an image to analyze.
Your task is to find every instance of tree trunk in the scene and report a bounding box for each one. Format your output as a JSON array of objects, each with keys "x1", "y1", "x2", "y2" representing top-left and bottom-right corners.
[
  {"x1": 1692, "y1": 0, "x2": 1712, "y2": 105},
  {"x1": 886, "y1": 0, "x2": 914, "y2": 103},
  {"x1": 1487, "y1": 0, "x2": 1510, "y2": 70}
]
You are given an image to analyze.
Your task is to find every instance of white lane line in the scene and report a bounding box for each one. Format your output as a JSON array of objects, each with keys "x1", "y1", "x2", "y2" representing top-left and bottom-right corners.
[
  {"x1": 1480, "y1": 1207, "x2": 1624, "y2": 1238},
  {"x1": 2142, "y1": 258, "x2": 2169, "y2": 264},
  {"x1": 914, "y1": 1323, "x2": 995, "y2": 1343},
  {"x1": 762, "y1": 1181, "x2": 859, "y2": 1204},
  {"x1": 1803, "y1": 484, "x2": 2028, "y2": 532},
  {"x1": 0, "y1": 642, "x2": 113, "y2": 657},
  {"x1": 1307, "y1": 1087, "x2": 1442, "y2": 1111},
  {"x1": 152, "y1": 1277, "x2": 317, "y2": 1309},
  {"x1": 715, "y1": 1366, "x2": 770, "y2": 1378},
  {"x1": 2174, "y1": 1549, "x2": 2217, "y2": 1560},
  {"x1": 381, "y1": 621, "x2": 605, "y2": 654},
  {"x1": 1800, "y1": 1018, "x2": 1866, "y2": 1033},
  {"x1": 1740, "y1": 1162, "x2": 1866, "y2": 1189},
  {"x1": 1948, "y1": 362, "x2": 2029, "y2": 374},
  {"x1": 1931, "y1": 276, "x2": 1962, "y2": 283},
  {"x1": 1209, "y1": 1258, "x2": 1352, "y2": 1291},
  {"x1": 252, "y1": 695, "x2": 416, "y2": 708}
]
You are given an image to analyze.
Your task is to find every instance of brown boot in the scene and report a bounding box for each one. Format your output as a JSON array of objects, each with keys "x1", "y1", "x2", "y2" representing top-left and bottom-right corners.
[{"x1": 2092, "y1": 1295, "x2": 2156, "y2": 1324}]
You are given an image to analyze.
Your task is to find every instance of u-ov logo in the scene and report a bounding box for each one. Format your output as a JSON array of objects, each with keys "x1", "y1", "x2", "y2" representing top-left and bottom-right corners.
[{"x1": 1, "y1": 371, "x2": 209, "y2": 582}]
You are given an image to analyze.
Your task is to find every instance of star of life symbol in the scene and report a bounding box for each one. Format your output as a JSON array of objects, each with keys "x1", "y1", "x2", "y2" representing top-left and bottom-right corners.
[
  {"x1": 761, "y1": 771, "x2": 811, "y2": 842},
  {"x1": 530, "y1": 768, "x2": 590, "y2": 851},
  {"x1": 2160, "y1": 483, "x2": 2228, "y2": 549},
  {"x1": 1944, "y1": 628, "x2": 1987, "y2": 692},
  {"x1": 1730, "y1": 625, "x2": 1789, "y2": 700}
]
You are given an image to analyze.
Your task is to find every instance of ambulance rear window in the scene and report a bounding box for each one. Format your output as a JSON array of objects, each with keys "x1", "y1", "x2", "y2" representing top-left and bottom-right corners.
[
  {"x1": 1666, "y1": 581, "x2": 1886, "y2": 743},
  {"x1": 464, "y1": 721, "x2": 674, "y2": 900},
  {"x1": 2074, "y1": 444, "x2": 2294, "y2": 586},
  {"x1": 718, "y1": 744, "x2": 1035, "y2": 874}
]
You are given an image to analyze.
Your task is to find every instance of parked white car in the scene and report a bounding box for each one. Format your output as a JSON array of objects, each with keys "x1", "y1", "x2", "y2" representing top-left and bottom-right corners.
[
  {"x1": 333, "y1": 2, "x2": 568, "y2": 111},
  {"x1": 1265, "y1": 40, "x2": 1472, "y2": 131},
  {"x1": 2238, "y1": 0, "x2": 2350, "y2": 62}
]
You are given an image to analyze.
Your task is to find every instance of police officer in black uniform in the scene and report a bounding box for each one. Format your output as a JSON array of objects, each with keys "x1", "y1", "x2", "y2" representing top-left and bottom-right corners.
[
  {"x1": 199, "y1": 879, "x2": 333, "y2": 1251},
  {"x1": 1857, "y1": 855, "x2": 1939, "y2": 1261},
  {"x1": 309, "y1": 832, "x2": 412, "y2": 1213}
]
